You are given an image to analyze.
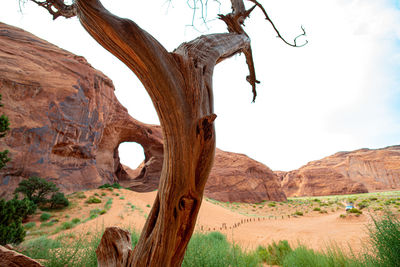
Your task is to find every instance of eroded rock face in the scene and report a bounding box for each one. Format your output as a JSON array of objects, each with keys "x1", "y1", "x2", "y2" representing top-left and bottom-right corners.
[
  {"x1": 205, "y1": 149, "x2": 286, "y2": 202},
  {"x1": 0, "y1": 245, "x2": 44, "y2": 267},
  {"x1": 279, "y1": 146, "x2": 400, "y2": 197},
  {"x1": 0, "y1": 23, "x2": 286, "y2": 203},
  {"x1": 0, "y1": 22, "x2": 162, "y2": 197}
]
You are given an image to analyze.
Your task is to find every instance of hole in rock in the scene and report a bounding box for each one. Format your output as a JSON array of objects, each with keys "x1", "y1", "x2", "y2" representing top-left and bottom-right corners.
[{"x1": 118, "y1": 142, "x2": 145, "y2": 169}]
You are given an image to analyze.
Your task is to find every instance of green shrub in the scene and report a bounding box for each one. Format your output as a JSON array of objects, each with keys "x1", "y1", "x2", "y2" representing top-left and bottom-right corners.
[
  {"x1": 257, "y1": 240, "x2": 292, "y2": 265},
  {"x1": 98, "y1": 183, "x2": 122, "y2": 189},
  {"x1": 71, "y1": 218, "x2": 81, "y2": 224},
  {"x1": 40, "y1": 213, "x2": 51, "y2": 222},
  {"x1": 347, "y1": 208, "x2": 362, "y2": 215},
  {"x1": 294, "y1": 211, "x2": 304, "y2": 216},
  {"x1": 104, "y1": 198, "x2": 112, "y2": 210},
  {"x1": 40, "y1": 220, "x2": 57, "y2": 228},
  {"x1": 101, "y1": 192, "x2": 106, "y2": 196},
  {"x1": 75, "y1": 192, "x2": 86, "y2": 199},
  {"x1": 0, "y1": 94, "x2": 10, "y2": 170},
  {"x1": 0, "y1": 197, "x2": 35, "y2": 245},
  {"x1": 14, "y1": 176, "x2": 59, "y2": 205},
  {"x1": 0, "y1": 221, "x2": 25, "y2": 245},
  {"x1": 24, "y1": 222, "x2": 36, "y2": 229},
  {"x1": 363, "y1": 214, "x2": 400, "y2": 266},
  {"x1": 146, "y1": 204, "x2": 151, "y2": 208},
  {"x1": 268, "y1": 202, "x2": 276, "y2": 207},
  {"x1": 313, "y1": 207, "x2": 321, "y2": 211},
  {"x1": 8, "y1": 197, "x2": 37, "y2": 220},
  {"x1": 357, "y1": 201, "x2": 369, "y2": 210},
  {"x1": 49, "y1": 192, "x2": 69, "y2": 209},
  {"x1": 282, "y1": 245, "x2": 359, "y2": 267},
  {"x1": 182, "y1": 232, "x2": 259, "y2": 267},
  {"x1": 86, "y1": 196, "x2": 101, "y2": 204},
  {"x1": 61, "y1": 221, "x2": 74, "y2": 230}
]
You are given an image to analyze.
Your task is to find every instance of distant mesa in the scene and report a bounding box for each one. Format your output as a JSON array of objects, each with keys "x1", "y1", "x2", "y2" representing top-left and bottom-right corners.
[
  {"x1": 277, "y1": 145, "x2": 400, "y2": 197},
  {"x1": 0, "y1": 22, "x2": 285, "y2": 203}
]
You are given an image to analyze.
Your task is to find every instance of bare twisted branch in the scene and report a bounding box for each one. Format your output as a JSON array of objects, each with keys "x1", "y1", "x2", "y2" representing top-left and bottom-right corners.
[
  {"x1": 246, "y1": 0, "x2": 308, "y2": 47},
  {"x1": 29, "y1": 0, "x2": 76, "y2": 19}
]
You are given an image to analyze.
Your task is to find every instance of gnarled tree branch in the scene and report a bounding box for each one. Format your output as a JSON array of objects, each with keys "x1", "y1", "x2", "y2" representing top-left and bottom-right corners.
[{"x1": 246, "y1": 0, "x2": 308, "y2": 47}]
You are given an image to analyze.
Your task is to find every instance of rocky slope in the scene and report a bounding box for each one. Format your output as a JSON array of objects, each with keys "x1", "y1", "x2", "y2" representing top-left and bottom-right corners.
[
  {"x1": 279, "y1": 146, "x2": 400, "y2": 197},
  {"x1": 0, "y1": 23, "x2": 285, "y2": 203}
]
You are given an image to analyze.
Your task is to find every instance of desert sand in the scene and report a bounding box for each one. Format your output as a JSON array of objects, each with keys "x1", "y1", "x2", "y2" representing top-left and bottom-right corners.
[{"x1": 43, "y1": 188, "x2": 370, "y2": 254}]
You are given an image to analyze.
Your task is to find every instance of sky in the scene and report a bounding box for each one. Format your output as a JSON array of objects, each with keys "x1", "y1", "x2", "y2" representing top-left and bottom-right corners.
[{"x1": 1, "y1": 0, "x2": 400, "y2": 171}]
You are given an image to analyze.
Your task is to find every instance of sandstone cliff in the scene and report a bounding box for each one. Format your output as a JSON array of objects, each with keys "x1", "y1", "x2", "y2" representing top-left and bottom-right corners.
[
  {"x1": 0, "y1": 23, "x2": 285, "y2": 203},
  {"x1": 279, "y1": 146, "x2": 400, "y2": 197},
  {"x1": 0, "y1": 22, "x2": 163, "y2": 198}
]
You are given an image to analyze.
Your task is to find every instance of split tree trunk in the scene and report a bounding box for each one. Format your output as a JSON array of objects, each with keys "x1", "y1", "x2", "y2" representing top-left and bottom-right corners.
[{"x1": 73, "y1": 0, "x2": 257, "y2": 266}]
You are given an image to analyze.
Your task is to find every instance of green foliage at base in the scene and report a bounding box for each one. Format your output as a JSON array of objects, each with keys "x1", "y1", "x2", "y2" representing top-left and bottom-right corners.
[
  {"x1": 86, "y1": 196, "x2": 101, "y2": 204},
  {"x1": 98, "y1": 182, "x2": 122, "y2": 189},
  {"x1": 49, "y1": 192, "x2": 69, "y2": 209},
  {"x1": 257, "y1": 240, "x2": 292, "y2": 265},
  {"x1": 17, "y1": 213, "x2": 400, "y2": 267},
  {"x1": 40, "y1": 213, "x2": 51, "y2": 222},
  {"x1": 182, "y1": 232, "x2": 259, "y2": 267},
  {"x1": 363, "y1": 215, "x2": 400, "y2": 266},
  {"x1": 347, "y1": 208, "x2": 362, "y2": 215},
  {"x1": 282, "y1": 245, "x2": 360, "y2": 267},
  {"x1": 0, "y1": 94, "x2": 10, "y2": 170}
]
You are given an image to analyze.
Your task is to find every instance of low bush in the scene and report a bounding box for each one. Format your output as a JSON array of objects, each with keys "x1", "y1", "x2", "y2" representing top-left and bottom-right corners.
[
  {"x1": 182, "y1": 231, "x2": 259, "y2": 267},
  {"x1": 294, "y1": 211, "x2": 303, "y2": 216},
  {"x1": 40, "y1": 220, "x2": 58, "y2": 228},
  {"x1": 24, "y1": 222, "x2": 36, "y2": 229},
  {"x1": 98, "y1": 183, "x2": 122, "y2": 189},
  {"x1": 86, "y1": 196, "x2": 101, "y2": 204},
  {"x1": 347, "y1": 208, "x2": 362, "y2": 215},
  {"x1": 282, "y1": 245, "x2": 360, "y2": 267},
  {"x1": 40, "y1": 213, "x2": 51, "y2": 222},
  {"x1": 0, "y1": 197, "x2": 36, "y2": 245},
  {"x1": 49, "y1": 192, "x2": 69, "y2": 209},
  {"x1": 257, "y1": 240, "x2": 292, "y2": 265},
  {"x1": 313, "y1": 207, "x2": 321, "y2": 211},
  {"x1": 71, "y1": 218, "x2": 81, "y2": 224},
  {"x1": 61, "y1": 221, "x2": 74, "y2": 230},
  {"x1": 363, "y1": 214, "x2": 400, "y2": 266}
]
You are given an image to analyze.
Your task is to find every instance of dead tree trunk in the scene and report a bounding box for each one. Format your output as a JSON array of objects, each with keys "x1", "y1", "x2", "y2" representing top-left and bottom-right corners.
[
  {"x1": 71, "y1": 1, "x2": 258, "y2": 265},
  {"x1": 27, "y1": 0, "x2": 306, "y2": 265}
]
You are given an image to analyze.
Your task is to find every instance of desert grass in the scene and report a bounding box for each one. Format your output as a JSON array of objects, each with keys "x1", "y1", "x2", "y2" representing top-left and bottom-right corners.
[
  {"x1": 18, "y1": 214, "x2": 400, "y2": 266},
  {"x1": 19, "y1": 230, "x2": 260, "y2": 267}
]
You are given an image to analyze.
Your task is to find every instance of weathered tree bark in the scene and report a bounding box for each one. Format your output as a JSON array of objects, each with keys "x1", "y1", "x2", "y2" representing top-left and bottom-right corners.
[
  {"x1": 71, "y1": 1, "x2": 257, "y2": 265},
  {"x1": 26, "y1": 0, "x2": 305, "y2": 265}
]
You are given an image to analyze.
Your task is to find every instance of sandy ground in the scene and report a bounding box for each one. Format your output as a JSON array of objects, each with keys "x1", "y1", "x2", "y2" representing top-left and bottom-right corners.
[{"x1": 35, "y1": 188, "x2": 372, "y2": 254}]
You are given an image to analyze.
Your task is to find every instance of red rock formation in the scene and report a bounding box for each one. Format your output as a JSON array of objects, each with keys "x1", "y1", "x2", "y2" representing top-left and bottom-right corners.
[
  {"x1": 0, "y1": 22, "x2": 162, "y2": 197},
  {"x1": 205, "y1": 149, "x2": 286, "y2": 202},
  {"x1": 280, "y1": 146, "x2": 400, "y2": 197},
  {"x1": 0, "y1": 23, "x2": 286, "y2": 203},
  {"x1": 0, "y1": 245, "x2": 44, "y2": 267}
]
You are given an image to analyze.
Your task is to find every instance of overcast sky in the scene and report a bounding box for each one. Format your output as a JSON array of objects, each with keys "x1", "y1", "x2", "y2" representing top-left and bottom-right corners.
[{"x1": 2, "y1": 0, "x2": 400, "y2": 171}]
